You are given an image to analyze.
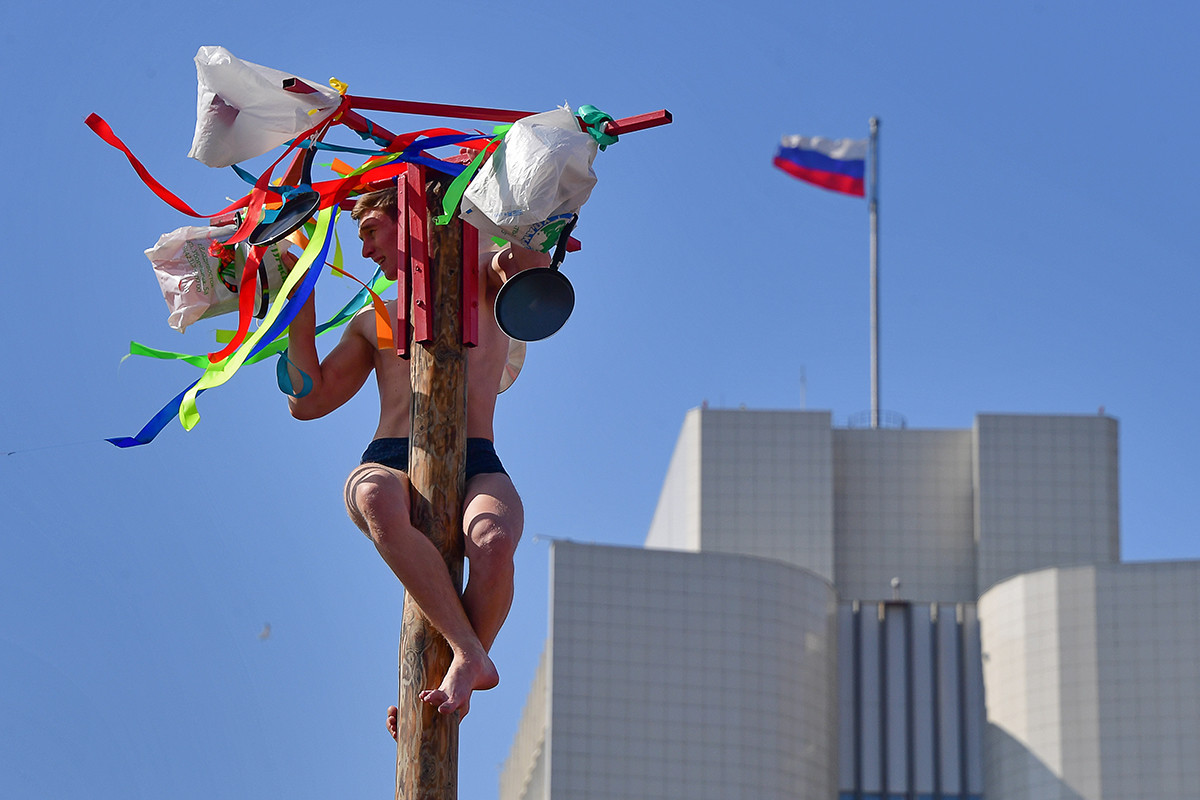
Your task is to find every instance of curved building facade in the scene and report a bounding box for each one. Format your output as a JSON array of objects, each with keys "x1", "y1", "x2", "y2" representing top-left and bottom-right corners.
[
  {"x1": 979, "y1": 563, "x2": 1200, "y2": 800},
  {"x1": 503, "y1": 542, "x2": 839, "y2": 800}
]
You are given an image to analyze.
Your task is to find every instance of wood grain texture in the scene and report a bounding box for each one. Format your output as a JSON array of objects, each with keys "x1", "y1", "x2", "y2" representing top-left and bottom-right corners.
[{"x1": 395, "y1": 173, "x2": 466, "y2": 800}]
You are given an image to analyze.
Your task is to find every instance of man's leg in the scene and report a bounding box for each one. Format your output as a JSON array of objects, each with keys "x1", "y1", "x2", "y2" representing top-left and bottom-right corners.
[
  {"x1": 345, "y1": 464, "x2": 498, "y2": 715},
  {"x1": 410, "y1": 470, "x2": 523, "y2": 717},
  {"x1": 460, "y1": 471, "x2": 524, "y2": 651}
]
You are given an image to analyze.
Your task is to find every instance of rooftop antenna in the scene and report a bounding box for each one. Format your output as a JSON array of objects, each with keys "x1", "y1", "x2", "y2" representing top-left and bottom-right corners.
[{"x1": 800, "y1": 366, "x2": 808, "y2": 410}]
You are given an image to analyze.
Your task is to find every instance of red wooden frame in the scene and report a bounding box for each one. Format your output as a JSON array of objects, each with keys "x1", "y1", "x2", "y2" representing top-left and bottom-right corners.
[
  {"x1": 395, "y1": 177, "x2": 410, "y2": 358},
  {"x1": 280, "y1": 79, "x2": 670, "y2": 352},
  {"x1": 461, "y1": 222, "x2": 479, "y2": 347},
  {"x1": 406, "y1": 163, "x2": 432, "y2": 345}
]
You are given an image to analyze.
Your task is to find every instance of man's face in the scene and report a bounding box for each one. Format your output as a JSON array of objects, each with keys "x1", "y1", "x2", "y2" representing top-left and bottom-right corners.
[{"x1": 357, "y1": 209, "x2": 399, "y2": 280}]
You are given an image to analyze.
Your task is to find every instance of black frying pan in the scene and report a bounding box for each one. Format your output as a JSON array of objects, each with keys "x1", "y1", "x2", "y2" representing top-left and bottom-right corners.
[
  {"x1": 248, "y1": 145, "x2": 321, "y2": 247},
  {"x1": 494, "y1": 215, "x2": 578, "y2": 342}
]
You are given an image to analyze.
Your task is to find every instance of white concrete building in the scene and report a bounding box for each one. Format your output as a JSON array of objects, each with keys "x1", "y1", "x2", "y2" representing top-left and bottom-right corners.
[
  {"x1": 500, "y1": 408, "x2": 1199, "y2": 800},
  {"x1": 979, "y1": 562, "x2": 1200, "y2": 799}
]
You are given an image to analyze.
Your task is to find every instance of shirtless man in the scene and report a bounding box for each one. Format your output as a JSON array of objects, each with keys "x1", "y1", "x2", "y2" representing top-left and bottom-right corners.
[{"x1": 283, "y1": 181, "x2": 549, "y2": 722}]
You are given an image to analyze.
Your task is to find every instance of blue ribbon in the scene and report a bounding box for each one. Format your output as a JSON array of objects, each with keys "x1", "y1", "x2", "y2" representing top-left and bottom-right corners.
[{"x1": 108, "y1": 210, "x2": 339, "y2": 448}]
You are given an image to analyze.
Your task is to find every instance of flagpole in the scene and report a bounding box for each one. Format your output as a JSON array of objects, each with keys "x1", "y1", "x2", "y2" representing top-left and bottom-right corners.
[{"x1": 868, "y1": 116, "x2": 880, "y2": 429}]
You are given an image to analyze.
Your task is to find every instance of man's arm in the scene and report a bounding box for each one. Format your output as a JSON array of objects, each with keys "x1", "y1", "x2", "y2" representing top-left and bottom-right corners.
[
  {"x1": 485, "y1": 243, "x2": 552, "y2": 288},
  {"x1": 285, "y1": 291, "x2": 376, "y2": 420}
]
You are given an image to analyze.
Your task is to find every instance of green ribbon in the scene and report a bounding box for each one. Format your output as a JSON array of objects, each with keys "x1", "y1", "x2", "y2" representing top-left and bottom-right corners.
[
  {"x1": 125, "y1": 271, "x2": 393, "y2": 370},
  {"x1": 435, "y1": 125, "x2": 512, "y2": 226},
  {"x1": 577, "y1": 105, "x2": 618, "y2": 150}
]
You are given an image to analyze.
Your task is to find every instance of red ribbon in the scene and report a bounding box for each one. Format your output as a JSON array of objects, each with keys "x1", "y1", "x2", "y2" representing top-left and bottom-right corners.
[
  {"x1": 85, "y1": 113, "x2": 249, "y2": 219},
  {"x1": 207, "y1": 245, "x2": 266, "y2": 363}
]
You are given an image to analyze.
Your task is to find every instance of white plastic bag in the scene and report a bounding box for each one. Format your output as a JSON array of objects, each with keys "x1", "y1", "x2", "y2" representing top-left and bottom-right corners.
[
  {"x1": 146, "y1": 225, "x2": 291, "y2": 332},
  {"x1": 460, "y1": 106, "x2": 598, "y2": 253},
  {"x1": 187, "y1": 46, "x2": 342, "y2": 168}
]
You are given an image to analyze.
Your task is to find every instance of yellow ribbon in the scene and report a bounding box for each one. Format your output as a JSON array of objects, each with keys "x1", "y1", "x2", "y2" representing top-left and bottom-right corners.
[{"x1": 178, "y1": 206, "x2": 337, "y2": 430}]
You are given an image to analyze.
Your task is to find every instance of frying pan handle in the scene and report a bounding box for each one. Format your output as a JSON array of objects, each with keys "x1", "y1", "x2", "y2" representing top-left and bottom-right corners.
[
  {"x1": 299, "y1": 145, "x2": 316, "y2": 189},
  {"x1": 548, "y1": 214, "x2": 579, "y2": 272}
]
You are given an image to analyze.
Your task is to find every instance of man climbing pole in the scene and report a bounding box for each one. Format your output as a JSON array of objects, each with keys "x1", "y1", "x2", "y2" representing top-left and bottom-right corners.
[
  {"x1": 86, "y1": 46, "x2": 670, "y2": 799},
  {"x1": 282, "y1": 176, "x2": 550, "y2": 718}
]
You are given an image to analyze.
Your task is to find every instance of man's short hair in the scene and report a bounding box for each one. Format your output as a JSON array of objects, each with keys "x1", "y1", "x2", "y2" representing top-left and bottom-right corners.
[
  {"x1": 351, "y1": 187, "x2": 398, "y2": 222},
  {"x1": 351, "y1": 172, "x2": 452, "y2": 223}
]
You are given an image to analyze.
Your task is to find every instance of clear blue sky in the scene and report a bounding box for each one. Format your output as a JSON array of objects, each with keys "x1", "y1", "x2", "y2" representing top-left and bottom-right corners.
[{"x1": 3, "y1": 2, "x2": 1197, "y2": 797}]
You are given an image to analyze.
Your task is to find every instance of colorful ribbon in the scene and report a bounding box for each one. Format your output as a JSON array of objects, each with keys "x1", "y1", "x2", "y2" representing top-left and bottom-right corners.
[
  {"x1": 85, "y1": 113, "x2": 249, "y2": 219},
  {"x1": 435, "y1": 126, "x2": 509, "y2": 225},
  {"x1": 178, "y1": 206, "x2": 337, "y2": 429},
  {"x1": 96, "y1": 100, "x2": 567, "y2": 448},
  {"x1": 276, "y1": 350, "x2": 314, "y2": 398}
]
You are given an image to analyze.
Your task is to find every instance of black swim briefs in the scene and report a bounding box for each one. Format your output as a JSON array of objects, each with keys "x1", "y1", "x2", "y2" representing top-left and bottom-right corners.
[{"x1": 360, "y1": 437, "x2": 508, "y2": 480}]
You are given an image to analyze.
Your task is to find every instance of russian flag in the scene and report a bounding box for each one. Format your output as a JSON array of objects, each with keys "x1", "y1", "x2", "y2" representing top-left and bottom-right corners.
[{"x1": 773, "y1": 135, "x2": 867, "y2": 197}]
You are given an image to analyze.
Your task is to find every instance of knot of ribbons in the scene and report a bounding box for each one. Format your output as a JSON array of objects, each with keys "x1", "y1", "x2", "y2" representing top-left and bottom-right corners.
[
  {"x1": 88, "y1": 110, "x2": 495, "y2": 447},
  {"x1": 88, "y1": 100, "x2": 617, "y2": 447}
]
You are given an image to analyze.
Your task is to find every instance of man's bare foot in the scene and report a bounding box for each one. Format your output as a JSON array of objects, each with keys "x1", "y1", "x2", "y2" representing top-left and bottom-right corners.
[
  {"x1": 418, "y1": 650, "x2": 499, "y2": 717},
  {"x1": 383, "y1": 652, "x2": 498, "y2": 737}
]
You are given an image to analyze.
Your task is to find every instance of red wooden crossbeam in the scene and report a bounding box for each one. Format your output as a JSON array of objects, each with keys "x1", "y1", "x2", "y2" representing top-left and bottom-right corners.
[
  {"x1": 282, "y1": 78, "x2": 318, "y2": 94},
  {"x1": 602, "y1": 109, "x2": 673, "y2": 135},
  {"x1": 282, "y1": 78, "x2": 400, "y2": 144},
  {"x1": 339, "y1": 107, "x2": 399, "y2": 146},
  {"x1": 284, "y1": 77, "x2": 672, "y2": 149},
  {"x1": 345, "y1": 95, "x2": 528, "y2": 124},
  {"x1": 286, "y1": 78, "x2": 672, "y2": 135},
  {"x1": 344, "y1": 94, "x2": 672, "y2": 138}
]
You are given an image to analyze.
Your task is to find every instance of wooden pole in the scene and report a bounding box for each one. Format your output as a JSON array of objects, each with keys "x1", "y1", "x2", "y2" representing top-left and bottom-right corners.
[{"x1": 395, "y1": 169, "x2": 467, "y2": 799}]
